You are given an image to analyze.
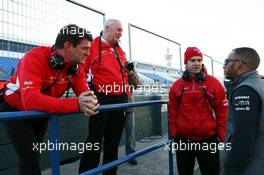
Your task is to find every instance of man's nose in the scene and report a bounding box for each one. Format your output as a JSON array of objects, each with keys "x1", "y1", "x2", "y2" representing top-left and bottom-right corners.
[
  {"x1": 84, "y1": 49, "x2": 90, "y2": 56},
  {"x1": 193, "y1": 61, "x2": 200, "y2": 65}
]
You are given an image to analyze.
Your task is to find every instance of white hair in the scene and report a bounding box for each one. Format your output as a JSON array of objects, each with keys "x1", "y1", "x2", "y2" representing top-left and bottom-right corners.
[{"x1": 103, "y1": 19, "x2": 121, "y2": 30}]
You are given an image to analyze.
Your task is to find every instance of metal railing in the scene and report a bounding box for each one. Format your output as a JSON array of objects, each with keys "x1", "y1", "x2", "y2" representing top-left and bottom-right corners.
[
  {"x1": 128, "y1": 23, "x2": 182, "y2": 72},
  {"x1": 0, "y1": 100, "x2": 174, "y2": 175}
]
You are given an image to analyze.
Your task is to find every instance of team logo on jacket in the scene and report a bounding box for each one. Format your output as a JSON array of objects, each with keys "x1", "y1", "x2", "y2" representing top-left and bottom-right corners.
[
  {"x1": 234, "y1": 95, "x2": 250, "y2": 111},
  {"x1": 24, "y1": 80, "x2": 33, "y2": 85}
]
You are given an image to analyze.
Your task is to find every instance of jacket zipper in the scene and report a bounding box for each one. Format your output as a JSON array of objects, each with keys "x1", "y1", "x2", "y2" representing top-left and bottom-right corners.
[
  {"x1": 192, "y1": 79, "x2": 195, "y2": 90},
  {"x1": 192, "y1": 79, "x2": 195, "y2": 136}
]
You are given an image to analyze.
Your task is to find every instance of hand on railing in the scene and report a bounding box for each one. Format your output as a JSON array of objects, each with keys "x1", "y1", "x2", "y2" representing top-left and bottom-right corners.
[{"x1": 78, "y1": 91, "x2": 99, "y2": 117}]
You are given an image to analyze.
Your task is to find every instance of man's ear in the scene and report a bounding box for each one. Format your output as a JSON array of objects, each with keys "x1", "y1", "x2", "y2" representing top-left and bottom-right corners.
[
  {"x1": 236, "y1": 61, "x2": 245, "y2": 70},
  {"x1": 63, "y1": 42, "x2": 72, "y2": 50}
]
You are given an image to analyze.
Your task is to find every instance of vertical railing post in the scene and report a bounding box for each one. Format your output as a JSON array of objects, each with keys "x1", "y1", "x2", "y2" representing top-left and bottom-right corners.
[
  {"x1": 102, "y1": 14, "x2": 106, "y2": 24},
  {"x1": 167, "y1": 103, "x2": 174, "y2": 175},
  {"x1": 179, "y1": 44, "x2": 183, "y2": 72},
  {"x1": 128, "y1": 23, "x2": 132, "y2": 61},
  {"x1": 211, "y1": 59, "x2": 214, "y2": 76},
  {"x1": 50, "y1": 115, "x2": 60, "y2": 175}
]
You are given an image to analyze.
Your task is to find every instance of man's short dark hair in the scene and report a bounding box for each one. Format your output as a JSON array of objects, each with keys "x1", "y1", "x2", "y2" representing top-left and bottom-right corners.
[
  {"x1": 233, "y1": 47, "x2": 260, "y2": 70},
  {"x1": 55, "y1": 24, "x2": 93, "y2": 49}
]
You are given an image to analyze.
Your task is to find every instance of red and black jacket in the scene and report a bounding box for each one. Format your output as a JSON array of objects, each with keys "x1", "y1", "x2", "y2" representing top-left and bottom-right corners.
[
  {"x1": 83, "y1": 37, "x2": 129, "y2": 95},
  {"x1": 169, "y1": 71, "x2": 228, "y2": 141},
  {"x1": 3, "y1": 46, "x2": 89, "y2": 113}
]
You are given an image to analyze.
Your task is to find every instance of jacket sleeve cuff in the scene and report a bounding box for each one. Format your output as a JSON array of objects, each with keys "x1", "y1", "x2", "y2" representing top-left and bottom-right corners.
[{"x1": 66, "y1": 98, "x2": 79, "y2": 113}]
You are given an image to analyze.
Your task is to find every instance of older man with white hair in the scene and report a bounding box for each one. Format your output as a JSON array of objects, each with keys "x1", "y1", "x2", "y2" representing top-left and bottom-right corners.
[{"x1": 79, "y1": 19, "x2": 129, "y2": 175}]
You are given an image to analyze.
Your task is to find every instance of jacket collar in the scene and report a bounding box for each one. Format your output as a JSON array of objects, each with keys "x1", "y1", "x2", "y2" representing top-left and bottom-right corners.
[
  {"x1": 233, "y1": 71, "x2": 258, "y2": 85},
  {"x1": 224, "y1": 71, "x2": 259, "y2": 98}
]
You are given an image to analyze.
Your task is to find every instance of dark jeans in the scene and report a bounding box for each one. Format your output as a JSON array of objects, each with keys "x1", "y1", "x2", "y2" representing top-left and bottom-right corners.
[
  {"x1": 175, "y1": 136, "x2": 220, "y2": 175},
  {"x1": 79, "y1": 93, "x2": 127, "y2": 175},
  {"x1": 1, "y1": 102, "x2": 49, "y2": 175},
  {"x1": 125, "y1": 111, "x2": 136, "y2": 155}
]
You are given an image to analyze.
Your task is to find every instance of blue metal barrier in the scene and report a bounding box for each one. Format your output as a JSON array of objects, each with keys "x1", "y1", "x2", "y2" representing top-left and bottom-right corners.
[
  {"x1": 50, "y1": 115, "x2": 60, "y2": 175},
  {"x1": 80, "y1": 140, "x2": 173, "y2": 175},
  {"x1": 0, "y1": 100, "x2": 173, "y2": 175}
]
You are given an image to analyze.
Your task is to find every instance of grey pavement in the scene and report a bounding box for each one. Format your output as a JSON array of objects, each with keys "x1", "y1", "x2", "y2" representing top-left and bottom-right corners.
[{"x1": 42, "y1": 135, "x2": 202, "y2": 175}]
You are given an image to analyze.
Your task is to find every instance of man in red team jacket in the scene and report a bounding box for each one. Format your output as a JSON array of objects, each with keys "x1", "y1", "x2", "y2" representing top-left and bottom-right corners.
[
  {"x1": 169, "y1": 47, "x2": 228, "y2": 175},
  {"x1": 79, "y1": 19, "x2": 129, "y2": 175},
  {"x1": 0, "y1": 24, "x2": 99, "y2": 175}
]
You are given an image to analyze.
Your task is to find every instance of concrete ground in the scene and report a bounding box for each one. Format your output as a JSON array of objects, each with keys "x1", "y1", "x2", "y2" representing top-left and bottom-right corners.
[{"x1": 42, "y1": 135, "x2": 203, "y2": 175}]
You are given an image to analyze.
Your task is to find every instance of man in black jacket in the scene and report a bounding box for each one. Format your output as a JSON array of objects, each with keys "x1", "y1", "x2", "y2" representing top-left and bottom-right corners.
[{"x1": 223, "y1": 47, "x2": 264, "y2": 175}]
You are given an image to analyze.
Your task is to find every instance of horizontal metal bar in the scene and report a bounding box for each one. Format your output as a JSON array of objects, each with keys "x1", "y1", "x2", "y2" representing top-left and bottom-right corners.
[
  {"x1": 65, "y1": 0, "x2": 105, "y2": 16},
  {"x1": 212, "y1": 59, "x2": 224, "y2": 65},
  {"x1": 0, "y1": 110, "x2": 49, "y2": 121},
  {"x1": 80, "y1": 139, "x2": 173, "y2": 175},
  {"x1": 129, "y1": 23, "x2": 181, "y2": 45},
  {"x1": 202, "y1": 53, "x2": 213, "y2": 59},
  {"x1": 0, "y1": 100, "x2": 168, "y2": 121},
  {"x1": 98, "y1": 100, "x2": 168, "y2": 112}
]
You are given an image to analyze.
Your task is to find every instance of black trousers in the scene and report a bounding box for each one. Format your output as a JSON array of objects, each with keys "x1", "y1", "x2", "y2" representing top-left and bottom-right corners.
[
  {"x1": 1, "y1": 102, "x2": 49, "y2": 175},
  {"x1": 175, "y1": 136, "x2": 220, "y2": 175},
  {"x1": 79, "y1": 93, "x2": 127, "y2": 175}
]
